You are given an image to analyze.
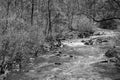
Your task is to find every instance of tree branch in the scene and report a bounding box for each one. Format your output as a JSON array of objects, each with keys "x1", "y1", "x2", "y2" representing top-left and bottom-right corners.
[
  {"x1": 113, "y1": 0, "x2": 120, "y2": 8},
  {"x1": 92, "y1": 17, "x2": 120, "y2": 22}
]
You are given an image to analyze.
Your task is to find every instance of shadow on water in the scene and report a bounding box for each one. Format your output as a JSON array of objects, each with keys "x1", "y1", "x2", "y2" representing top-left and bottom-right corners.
[
  {"x1": 6, "y1": 72, "x2": 32, "y2": 80},
  {"x1": 91, "y1": 62, "x2": 120, "y2": 80}
]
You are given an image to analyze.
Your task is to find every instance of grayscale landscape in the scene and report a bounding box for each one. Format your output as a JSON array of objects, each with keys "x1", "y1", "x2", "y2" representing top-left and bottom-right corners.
[{"x1": 0, "y1": 0, "x2": 120, "y2": 80}]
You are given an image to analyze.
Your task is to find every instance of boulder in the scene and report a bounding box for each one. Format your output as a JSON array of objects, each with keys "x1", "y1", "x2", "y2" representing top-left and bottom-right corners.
[{"x1": 104, "y1": 46, "x2": 120, "y2": 64}]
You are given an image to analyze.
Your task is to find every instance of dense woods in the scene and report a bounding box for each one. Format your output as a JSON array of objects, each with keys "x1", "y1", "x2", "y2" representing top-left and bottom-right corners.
[{"x1": 0, "y1": 0, "x2": 120, "y2": 80}]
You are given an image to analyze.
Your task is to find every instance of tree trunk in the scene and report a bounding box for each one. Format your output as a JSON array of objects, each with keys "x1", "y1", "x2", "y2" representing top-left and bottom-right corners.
[
  {"x1": 31, "y1": 0, "x2": 34, "y2": 25},
  {"x1": 67, "y1": 2, "x2": 73, "y2": 31},
  {"x1": 21, "y1": 0, "x2": 23, "y2": 11},
  {"x1": 47, "y1": 0, "x2": 52, "y2": 36},
  {"x1": 3, "y1": 0, "x2": 11, "y2": 34},
  {"x1": 0, "y1": 56, "x2": 5, "y2": 74},
  {"x1": 20, "y1": 0, "x2": 23, "y2": 18},
  {"x1": 68, "y1": 13, "x2": 73, "y2": 31}
]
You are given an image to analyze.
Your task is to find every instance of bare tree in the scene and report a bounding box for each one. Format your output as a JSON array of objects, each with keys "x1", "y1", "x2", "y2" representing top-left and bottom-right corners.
[
  {"x1": 81, "y1": 0, "x2": 120, "y2": 22},
  {"x1": 65, "y1": 0, "x2": 80, "y2": 31}
]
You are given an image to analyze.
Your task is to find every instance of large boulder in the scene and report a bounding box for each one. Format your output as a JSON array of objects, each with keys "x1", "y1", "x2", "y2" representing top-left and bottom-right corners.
[
  {"x1": 104, "y1": 46, "x2": 120, "y2": 66},
  {"x1": 72, "y1": 15, "x2": 92, "y2": 30}
]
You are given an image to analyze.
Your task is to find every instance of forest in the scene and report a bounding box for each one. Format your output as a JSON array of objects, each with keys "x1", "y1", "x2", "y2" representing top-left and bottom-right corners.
[{"x1": 0, "y1": 0, "x2": 120, "y2": 80}]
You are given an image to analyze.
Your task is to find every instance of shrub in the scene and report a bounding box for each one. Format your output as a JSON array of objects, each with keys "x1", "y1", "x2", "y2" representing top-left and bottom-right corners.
[
  {"x1": 99, "y1": 20, "x2": 117, "y2": 30},
  {"x1": 0, "y1": 24, "x2": 47, "y2": 72}
]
